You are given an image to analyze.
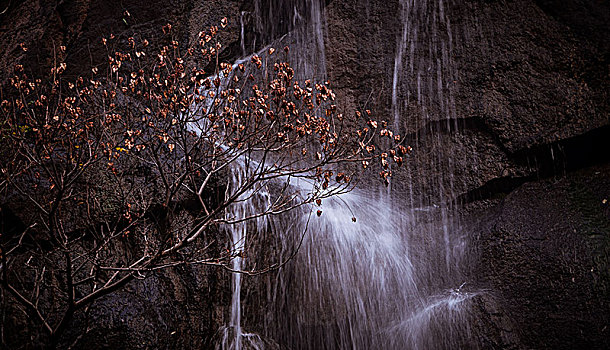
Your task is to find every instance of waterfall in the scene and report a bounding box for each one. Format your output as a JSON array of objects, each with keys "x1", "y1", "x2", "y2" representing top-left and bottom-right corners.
[
  {"x1": 212, "y1": 0, "x2": 481, "y2": 349},
  {"x1": 390, "y1": 0, "x2": 465, "y2": 273},
  {"x1": 248, "y1": 0, "x2": 327, "y2": 80},
  {"x1": 218, "y1": 163, "x2": 270, "y2": 350},
  {"x1": 215, "y1": 2, "x2": 330, "y2": 348},
  {"x1": 252, "y1": 187, "x2": 479, "y2": 349}
]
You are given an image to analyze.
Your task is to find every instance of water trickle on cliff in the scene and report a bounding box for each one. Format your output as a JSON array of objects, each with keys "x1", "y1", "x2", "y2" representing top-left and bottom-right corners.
[
  {"x1": 391, "y1": 0, "x2": 462, "y2": 271},
  {"x1": 217, "y1": 2, "x2": 329, "y2": 348},
  {"x1": 248, "y1": 0, "x2": 327, "y2": 80},
  {"x1": 215, "y1": 0, "x2": 480, "y2": 349},
  {"x1": 262, "y1": 190, "x2": 479, "y2": 349},
  {"x1": 218, "y1": 163, "x2": 270, "y2": 350}
]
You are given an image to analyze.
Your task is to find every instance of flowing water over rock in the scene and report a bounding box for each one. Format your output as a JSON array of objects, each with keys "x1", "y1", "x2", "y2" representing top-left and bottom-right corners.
[
  {"x1": 261, "y1": 190, "x2": 479, "y2": 349},
  {"x1": 218, "y1": 164, "x2": 270, "y2": 350},
  {"x1": 219, "y1": 166, "x2": 478, "y2": 349},
  {"x1": 390, "y1": 0, "x2": 463, "y2": 271},
  {"x1": 244, "y1": 0, "x2": 327, "y2": 80},
  {"x1": 218, "y1": 0, "x2": 481, "y2": 349}
]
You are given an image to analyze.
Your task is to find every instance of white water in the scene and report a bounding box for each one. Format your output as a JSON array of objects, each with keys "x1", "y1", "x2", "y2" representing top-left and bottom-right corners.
[
  {"x1": 250, "y1": 0, "x2": 327, "y2": 80},
  {"x1": 209, "y1": 1, "x2": 481, "y2": 349},
  {"x1": 218, "y1": 163, "x2": 270, "y2": 350},
  {"x1": 257, "y1": 187, "x2": 478, "y2": 349},
  {"x1": 390, "y1": 0, "x2": 463, "y2": 272},
  {"x1": 214, "y1": 156, "x2": 477, "y2": 349}
]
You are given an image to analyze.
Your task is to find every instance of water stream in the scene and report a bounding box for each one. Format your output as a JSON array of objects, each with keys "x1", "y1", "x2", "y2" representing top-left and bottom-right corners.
[
  {"x1": 218, "y1": 163, "x2": 270, "y2": 350},
  {"x1": 263, "y1": 189, "x2": 478, "y2": 349},
  {"x1": 214, "y1": 0, "x2": 480, "y2": 349}
]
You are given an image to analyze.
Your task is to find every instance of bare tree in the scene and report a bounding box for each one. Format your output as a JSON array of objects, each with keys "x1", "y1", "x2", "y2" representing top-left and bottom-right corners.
[{"x1": 0, "y1": 19, "x2": 409, "y2": 349}]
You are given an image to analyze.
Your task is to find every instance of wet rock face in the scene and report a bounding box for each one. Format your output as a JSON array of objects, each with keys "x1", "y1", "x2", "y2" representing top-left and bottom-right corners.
[
  {"x1": 323, "y1": 0, "x2": 609, "y2": 200},
  {"x1": 321, "y1": 7, "x2": 610, "y2": 348},
  {"x1": 64, "y1": 267, "x2": 232, "y2": 350},
  {"x1": 0, "y1": 0, "x2": 243, "y2": 81},
  {"x1": 472, "y1": 164, "x2": 610, "y2": 349},
  {"x1": 458, "y1": 0, "x2": 609, "y2": 153},
  {"x1": 1, "y1": 0, "x2": 609, "y2": 348}
]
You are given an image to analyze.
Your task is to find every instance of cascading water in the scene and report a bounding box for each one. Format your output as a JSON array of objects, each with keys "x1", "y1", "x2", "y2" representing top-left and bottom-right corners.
[
  {"x1": 258, "y1": 189, "x2": 479, "y2": 349},
  {"x1": 218, "y1": 163, "x2": 270, "y2": 350},
  {"x1": 213, "y1": 0, "x2": 482, "y2": 349},
  {"x1": 390, "y1": 0, "x2": 463, "y2": 272},
  {"x1": 213, "y1": 2, "x2": 327, "y2": 346},
  {"x1": 246, "y1": 0, "x2": 327, "y2": 80}
]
